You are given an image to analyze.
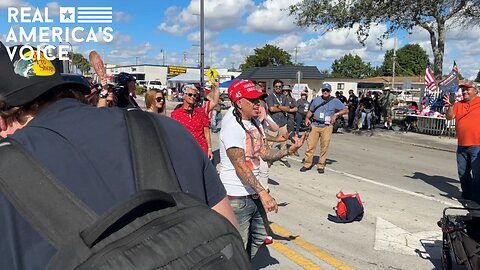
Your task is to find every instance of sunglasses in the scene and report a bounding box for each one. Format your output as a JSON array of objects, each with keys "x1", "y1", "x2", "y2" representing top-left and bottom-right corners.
[
  {"x1": 245, "y1": 98, "x2": 261, "y2": 105},
  {"x1": 156, "y1": 97, "x2": 164, "y2": 102},
  {"x1": 274, "y1": 85, "x2": 283, "y2": 88},
  {"x1": 186, "y1": 93, "x2": 198, "y2": 98},
  {"x1": 321, "y1": 89, "x2": 331, "y2": 92}
]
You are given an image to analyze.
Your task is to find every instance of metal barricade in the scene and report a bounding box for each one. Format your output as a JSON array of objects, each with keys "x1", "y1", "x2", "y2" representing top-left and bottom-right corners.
[{"x1": 415, "y1": 116, "x2": 456, "y2": 137}]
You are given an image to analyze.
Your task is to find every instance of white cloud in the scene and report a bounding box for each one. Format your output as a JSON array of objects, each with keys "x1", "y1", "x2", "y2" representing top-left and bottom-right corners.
[
  {"x1": 405, "y1": 24, "x2": 480, "y2": 78},
  {"x1": 114, "y1": 11, "x2": 133, "y2": 23},
  {"x1": 45, "y1": 2, "x2": 60, "y2": 16},
  {"x1": 107, "y1": 42, "x2": 152, "y2": 64},
  {"x1": 158, "y1": 22, "x2": 190, "y2": 36},
  {"x1": 187, "y1": 30, "x2": 216, "y2": 44},
  {"x1": 0, "y1": 0, "x2": 29, "y2": 9},
  {"x1": 244, "y1": 0, "x2": 302, "y2": 34},
  {"x1": 265, "y1": 24, "x2": 396, "y2": 68},
  {"x1": 158, "y1": 0, "x2": 254, "y2": 36}
]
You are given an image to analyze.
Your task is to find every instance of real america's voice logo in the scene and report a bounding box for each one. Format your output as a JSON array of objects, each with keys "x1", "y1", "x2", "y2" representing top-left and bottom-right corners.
[{"x1": 4, "y1": 6, "x2": 114, "y2": 61}]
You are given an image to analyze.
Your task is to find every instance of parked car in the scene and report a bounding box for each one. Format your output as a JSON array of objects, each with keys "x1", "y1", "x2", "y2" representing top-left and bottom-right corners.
[
  {"x1": 137, "y1": 80, "x2": 146, "y2": 87},
  {"x1": 220, "y1": 94, "x2": 231, "y2": 110},
  {"x1": 146, "y1": 80, "x2": 164, "y2": 90}
]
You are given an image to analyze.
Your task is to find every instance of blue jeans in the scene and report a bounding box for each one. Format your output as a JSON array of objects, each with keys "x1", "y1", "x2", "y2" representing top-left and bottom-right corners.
[
  {"x1": 295, "y1": 113, "x2": 306, "y2": 135},
  {"x1": 457, "y1": 146, "x2": 480, "y2": 202},
  {"x1": 211, "y1": 110, "x2": 222, "y2": 132},
  {"x1": 229, "y1": 196, "x2": 266, "y2": 259}
]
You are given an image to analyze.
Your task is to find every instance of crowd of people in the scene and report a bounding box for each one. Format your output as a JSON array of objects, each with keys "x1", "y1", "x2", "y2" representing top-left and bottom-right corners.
[{"x1": 2, "y1": 42, "x2": 478, "y2": 268}]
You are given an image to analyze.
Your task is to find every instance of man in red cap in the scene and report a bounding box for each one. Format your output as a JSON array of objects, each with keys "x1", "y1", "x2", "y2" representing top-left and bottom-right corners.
[
  {"x1": 219, "y1": 80, "x2": 305, "y2": 259},
  {"x1": 444, "y1": 82, "x2": 480, "y2": 204}
]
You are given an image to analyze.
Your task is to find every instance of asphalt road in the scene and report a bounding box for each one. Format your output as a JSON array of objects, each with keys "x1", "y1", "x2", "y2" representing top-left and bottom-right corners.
[
  {"x1": 142, "y1": 97, "x2": 465, "y2": 269},
  {"x1": 242, "y1": 129, "x2": 463, "y2": 270}
]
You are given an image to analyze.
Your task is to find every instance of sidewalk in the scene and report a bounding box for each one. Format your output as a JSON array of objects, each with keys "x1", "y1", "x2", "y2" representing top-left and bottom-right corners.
[
  {"x1": 138, "y1": 94, "x2": 457, "y2": 153},
  {"x1": 344, "y1": 127, "x2": 458, "y2": 153}
]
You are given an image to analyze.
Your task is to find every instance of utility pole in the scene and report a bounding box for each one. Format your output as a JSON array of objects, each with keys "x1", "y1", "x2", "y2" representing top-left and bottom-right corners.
[
  {"x1": 135, "y1": 56, "x2": 138, "y2": 66},
  {"x1": 160, "y1": 49, "x2": 165, "y2": 66},
  {"x1": 183, "y1": 52, "x2": 187, "y2": 67},
  {"x1": 200, "y1": 0, "x2": 205, "y2": 93},
  {"x1": 294, "y1": 47, "x2": 298, "y2": 64},
  {"x1": 391, "y1": 35, "x2": 397, "y2": 90}
]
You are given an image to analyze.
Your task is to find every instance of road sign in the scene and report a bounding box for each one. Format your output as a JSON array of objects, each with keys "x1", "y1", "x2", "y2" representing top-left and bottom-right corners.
[{"x1": 205, "y1": 67, "x2": 218, "y2": 82}]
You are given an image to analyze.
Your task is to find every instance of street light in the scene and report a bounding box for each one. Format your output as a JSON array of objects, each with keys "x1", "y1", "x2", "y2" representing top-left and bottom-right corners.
[{"x1": 160, "y1": 49, "x2": 165, "y2": 66}]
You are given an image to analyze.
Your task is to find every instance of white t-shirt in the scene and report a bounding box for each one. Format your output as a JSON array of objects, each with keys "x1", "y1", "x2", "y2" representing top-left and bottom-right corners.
[{"x1": 219, "y1": 108, "x2": 264, "y2": 196}]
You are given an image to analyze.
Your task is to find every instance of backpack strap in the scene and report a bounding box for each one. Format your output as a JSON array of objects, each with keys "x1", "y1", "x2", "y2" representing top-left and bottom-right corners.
[
  {"x1": 0, "y1": 138, "x2": 98, "y2": 248},
  {"x1": 124, "y1": 108, "x2": 181, "y2": 192},
  {"x1": 311, "y1": 96, "x2": 334, "y2": 114},
  {"x1": 0, "y1": 109, "x2": 180, "y2": 249}
]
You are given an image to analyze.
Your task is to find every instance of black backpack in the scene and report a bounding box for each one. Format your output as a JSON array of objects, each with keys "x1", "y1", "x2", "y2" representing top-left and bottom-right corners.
[{"x1": 0, "y1": 109, "x2": 250, "y2": 269}]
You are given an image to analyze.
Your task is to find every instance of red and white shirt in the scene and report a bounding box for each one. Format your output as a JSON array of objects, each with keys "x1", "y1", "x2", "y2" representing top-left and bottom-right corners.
[{"x1": 171, "y1": 106, "x2": 210, "y2": 153}]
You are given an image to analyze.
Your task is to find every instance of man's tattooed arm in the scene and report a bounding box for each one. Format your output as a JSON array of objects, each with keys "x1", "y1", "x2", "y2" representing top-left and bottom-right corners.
[
  {"x1": 259, "y1": 143, "x2": 290, "y2": 162},
  {"x1": 226, "y1": 147, "x2": 265, "y2": 194}
]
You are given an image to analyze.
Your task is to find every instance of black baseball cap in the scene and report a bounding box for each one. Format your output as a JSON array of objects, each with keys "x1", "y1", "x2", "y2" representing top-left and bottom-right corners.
[{"x1": 0, "y1": 42, "x2": 90, "y2": 107}]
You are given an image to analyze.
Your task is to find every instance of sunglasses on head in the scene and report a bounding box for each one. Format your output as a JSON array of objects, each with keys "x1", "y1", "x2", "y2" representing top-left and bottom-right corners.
[
  {"x1": 156, "y1": 97, "x2": 164, "y2": 102},
  {"x1": 186, "y1": 93, "x2": 198, "y2": 98}
]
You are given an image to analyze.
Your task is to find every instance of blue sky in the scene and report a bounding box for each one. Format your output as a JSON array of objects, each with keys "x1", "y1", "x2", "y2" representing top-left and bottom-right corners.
[{"x1": 1, "y1": 0, "x2": 479, "y2": 79}]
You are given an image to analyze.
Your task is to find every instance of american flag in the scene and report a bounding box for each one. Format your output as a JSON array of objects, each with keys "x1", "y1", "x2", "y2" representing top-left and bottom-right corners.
[
  {"x1": 439, "y1": 61, "x2": 459, "y2": 94},
  {"x1": 77, "y1": 7, "x2": 112, "y2": 23},
  {"x1": 424, "y1": 60, "x2": 438, "y2": 92}
]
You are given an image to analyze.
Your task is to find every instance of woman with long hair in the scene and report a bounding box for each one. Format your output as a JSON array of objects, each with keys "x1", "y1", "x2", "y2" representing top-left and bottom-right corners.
[{"x1": 145, "y1": 89, "x2": 166, "y2": 115}]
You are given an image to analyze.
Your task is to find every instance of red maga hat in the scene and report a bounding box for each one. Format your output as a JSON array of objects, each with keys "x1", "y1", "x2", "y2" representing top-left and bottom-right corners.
[
  {"x1": 228, "y1": 80, "x2": 267, "y2": 102},
  {"x1": 459, "y1": 82, "x2": 477, "y2": 89}
]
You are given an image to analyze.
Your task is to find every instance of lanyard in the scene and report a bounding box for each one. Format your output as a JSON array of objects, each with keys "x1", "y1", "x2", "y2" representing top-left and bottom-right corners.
[{"x1": 273, "y1": 93, "x2": 283, "y2": 105}]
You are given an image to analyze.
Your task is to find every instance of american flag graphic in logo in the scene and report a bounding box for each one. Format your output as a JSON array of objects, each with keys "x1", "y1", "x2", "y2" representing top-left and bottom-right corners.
[
  {"x1": 424, "y1": 60, "x2": 437, "y2": 92},
  {"x1": 77, "y1": 7, "x2": 112, "y2": 23}
]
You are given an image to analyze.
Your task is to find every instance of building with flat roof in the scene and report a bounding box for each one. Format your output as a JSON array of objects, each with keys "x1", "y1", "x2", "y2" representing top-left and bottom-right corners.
[{"x1": 105, "y1": 65, "x2": 237, "y2": 86}]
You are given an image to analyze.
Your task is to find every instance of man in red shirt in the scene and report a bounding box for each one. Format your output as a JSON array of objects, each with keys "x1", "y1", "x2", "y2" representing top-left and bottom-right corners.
[
  {"x1": 444, "y1": 83, "x2": 480, "y2": 203},
  {"x1": 172, "y1": 85, "x2": 213, "y2": 159}
]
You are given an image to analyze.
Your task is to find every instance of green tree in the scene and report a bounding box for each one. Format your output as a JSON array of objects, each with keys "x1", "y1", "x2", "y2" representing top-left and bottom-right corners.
[
  {"x1": 289, "y1": 0, "x2": 480, "y2": 79},
  {"x1": 379, "y1": 44, "x2": 428, "y2": 76},
  {"x1": 240, "y1": 44, "x2": 293, "y2": 70},
  {"x1": 68, "y1": 52, "x2": 91, "y2": 74},
  {"x1": 331, "y1": 53, "x2": 374, "y2": 78},
  {"x1": 475, "y1": 70, "x2": 480, "y2": 82}
]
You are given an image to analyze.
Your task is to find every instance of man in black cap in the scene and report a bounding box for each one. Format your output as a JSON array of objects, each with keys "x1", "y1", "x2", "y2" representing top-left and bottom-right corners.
[{"x1": 0, "y1": 43, "x2": 236, "y2": 269}]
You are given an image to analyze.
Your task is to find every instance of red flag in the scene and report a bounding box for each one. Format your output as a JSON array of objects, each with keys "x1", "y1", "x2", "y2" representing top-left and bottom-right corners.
[{"x1": 425, "y1": 61, "x2": 438, "y2": 92}]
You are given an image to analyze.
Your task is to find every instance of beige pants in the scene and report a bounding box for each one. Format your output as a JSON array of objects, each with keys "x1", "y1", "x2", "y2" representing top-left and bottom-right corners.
[
  {"x1": 303, "y1": 125, "x2": 333, "y2": 169},
  {"x1": 266, "y1": 124, "x2": 288, "y2": 162}
]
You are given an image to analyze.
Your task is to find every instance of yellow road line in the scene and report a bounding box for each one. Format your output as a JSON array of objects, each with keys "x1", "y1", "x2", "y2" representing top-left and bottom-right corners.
[
  {"x1": 270, "y1": 241, "x2": 322, "y2": 270},
  {"x1": 271, "y1": 223, "x2": 356, "y2": 270}
]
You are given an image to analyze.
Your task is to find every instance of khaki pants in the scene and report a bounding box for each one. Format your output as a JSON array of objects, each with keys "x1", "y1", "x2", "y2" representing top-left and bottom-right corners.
[
  {"x1": 266, "y1": 124, "x2": 288, "y2": 161},
  {"x1": 303, "y1": 125, "x2": 333, "y2": 169}
]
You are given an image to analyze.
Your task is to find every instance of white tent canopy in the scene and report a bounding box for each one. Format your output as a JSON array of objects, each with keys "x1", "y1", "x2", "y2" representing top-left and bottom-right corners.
[{"x1": 168, "y1": 73, "x2": 209, "y2": 83}]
